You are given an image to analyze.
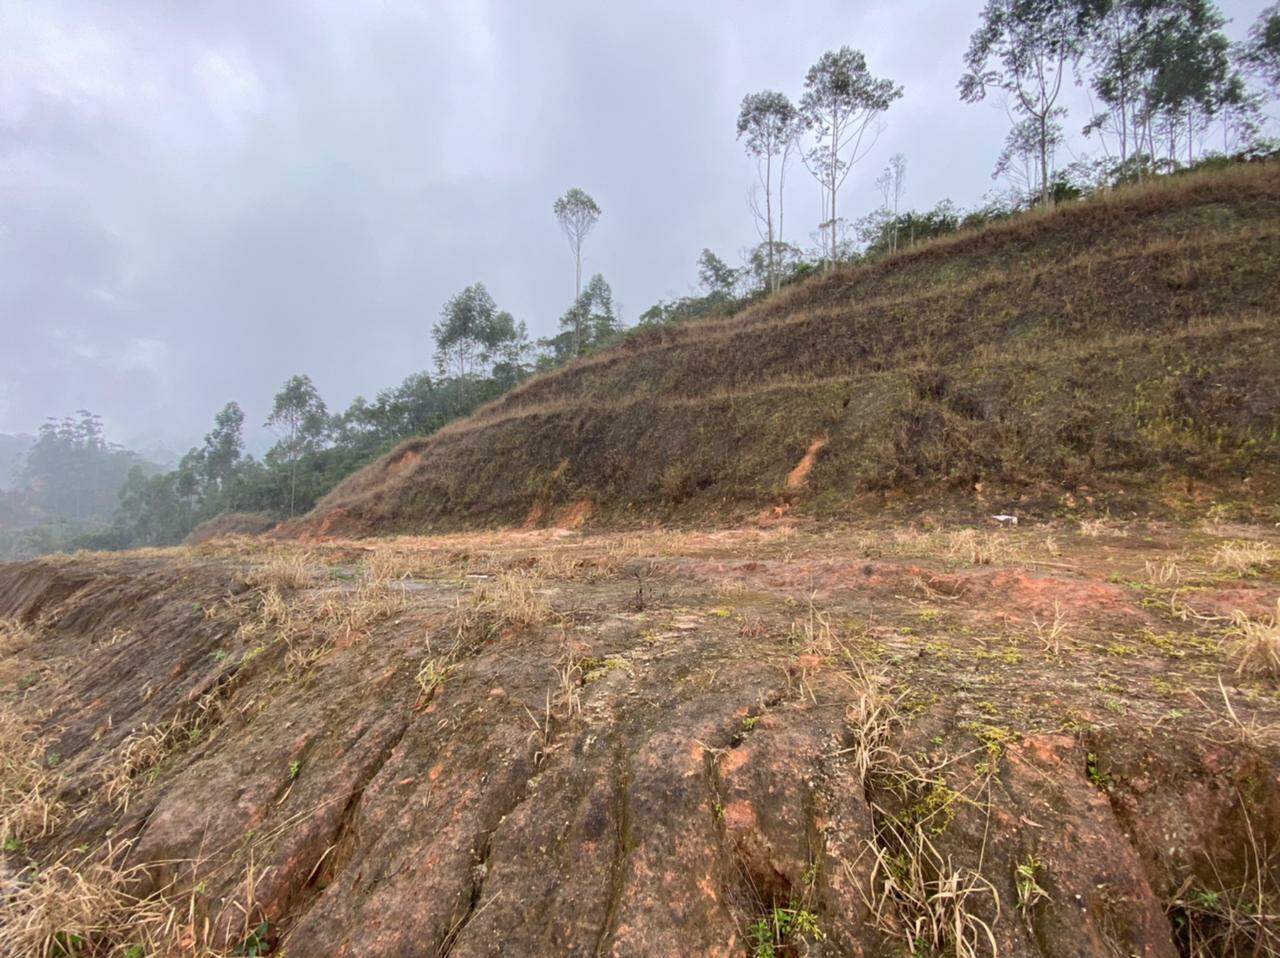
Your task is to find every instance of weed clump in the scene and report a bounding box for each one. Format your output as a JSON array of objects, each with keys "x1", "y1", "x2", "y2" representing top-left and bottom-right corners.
[
  {"x1": 1210, "y1": 540, "x2": 1275, "y2": 577},
  {"x1": 1227, "y1": 599, "x2": 1280, "y2": 678}
]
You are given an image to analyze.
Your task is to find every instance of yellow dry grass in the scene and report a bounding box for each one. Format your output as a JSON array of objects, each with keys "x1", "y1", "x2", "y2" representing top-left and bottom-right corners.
[
  {"x1": 243, "y1": 552, "x2": 313, "y2": 590},
  {"x1": 1210, "y1": 540, "x2": 1275, "y2": 577},
  {"x1": 473, "y1": 572, "x2": 553, "y2": 631},
  {"x1": 1228, "y1": 599, "x2": 1280, "y2": 678},
  {"x1": 0, "y1": 706, "x2": 63, "y2": 849}
]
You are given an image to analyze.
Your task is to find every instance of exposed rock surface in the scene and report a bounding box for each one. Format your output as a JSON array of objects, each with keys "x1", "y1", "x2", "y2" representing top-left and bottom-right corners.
[{"x1": 2, "y1": 523, "x2": 1276, "y2": 956}]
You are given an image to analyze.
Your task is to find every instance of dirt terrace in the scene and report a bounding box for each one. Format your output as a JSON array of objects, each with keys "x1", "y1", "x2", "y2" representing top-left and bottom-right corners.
[{"x1": 1, "y1": 518, "x2": 1278, "y2": 956}]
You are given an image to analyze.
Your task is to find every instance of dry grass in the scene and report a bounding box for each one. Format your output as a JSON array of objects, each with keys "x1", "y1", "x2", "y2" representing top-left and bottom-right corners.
[
  {"x1": 103, "y1": 689, "x2": 226, "y2": 812},
  {"x1": 938, "y1": 529, "x2": 1020, "y2": 566},
  {"x1": 1030, "y1": 600, "x2": 1068, "y2": 656},
  {"x1": 243, "y1": 552, "x2": 313, "y2": 590},
  {"x1": 1198, "y1": 678, "x2": 1279, "y2": 749},
  {"x1": 554, "y1": 642, "x2": 585, "y2": 720},
  {"x1": 234, "y1": 563, "x2": 411, "y2": 675},
  {"x1": 0, "y1": 616, "x2": 38, "y2": 655},
  {"x1": 837, "y1": 661, "x2": 999, "y2": 958},
  {"x1": 838, "y1": 664, "x2": 903, "y2": 785},
  {"x1": 1077, "y1": 518, "x2": 1126, "y2": 539},
  {"x1": 473, "y1": 572, "x2": 553, "y2": 631},
  {"x1": 859, "y1": 827, "x2": 1000, "y2": 958},
  {"x1": 1209, "y1": 540, "x2": 1276, "y2": 577},
  {"x1": 1226, "y1": 599, "x2": 1280, "y2": 678},
  {"x1": 0, "y1": 842, "x2": 258, "y2": 958},
  {"x1": 0, "y1": 853, "x2": 178, "y2": 958},
  {"x1": 1166, "y1": 797, "x2": 1279, "y2": 958},
  {"x1": 0, "y1": 707, "x2": 63, "y2": 849},
  {"x1": 0, "y1": 617, "x2": 41, "y2": 689},
  {"x1": 880, "y1": 527, "x2": 1029, "y2": 567},
  {"x1": 1144, "y1": 558, "x2": 1188, "y2": 586}
]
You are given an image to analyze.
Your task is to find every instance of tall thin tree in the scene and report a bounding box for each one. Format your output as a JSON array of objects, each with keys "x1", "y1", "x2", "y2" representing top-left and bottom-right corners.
[
  {"x1": 960, "y1": 0, "x2": 1095, "y2": 207},
  {"x1": 799, "y1": 48, "x2": 902, "y2": 271},
  {"x1": 737, "y1": 91, "x2": 802, "y2": 293},
  {"x1": 553, "y1": 188, "x2": 602, "y2": 315}
]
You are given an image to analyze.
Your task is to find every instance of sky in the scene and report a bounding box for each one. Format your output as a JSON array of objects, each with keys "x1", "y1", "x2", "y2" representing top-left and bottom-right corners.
[{"x1": 0, "y1": 0, "x2": 1274, "y2": 453}]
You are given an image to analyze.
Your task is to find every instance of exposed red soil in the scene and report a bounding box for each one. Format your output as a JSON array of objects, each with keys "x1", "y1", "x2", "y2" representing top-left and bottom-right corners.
[{"x1": 785, "y1": 435, "x2": 827, "y2": 490}]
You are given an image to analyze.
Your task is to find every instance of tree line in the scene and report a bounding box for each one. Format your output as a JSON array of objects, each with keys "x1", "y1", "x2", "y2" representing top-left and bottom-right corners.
[
  {"x1": 8, "y1": 0, "x2": 1279, "y2": 556},
  {"x1": 724, "y1": 0, "x2": 1278, "y2": 297}
]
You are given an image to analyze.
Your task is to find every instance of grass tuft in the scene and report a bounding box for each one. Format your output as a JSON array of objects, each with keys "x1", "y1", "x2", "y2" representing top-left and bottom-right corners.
[
  {"x1": 1227, "y1": 599, "x2": 1280, "y2": 678},
  {"x1": 474, "y1": 572, "x2": 553, "y2": 631},
  {"x1": 1210, "y1": 540, "x2": 1275, "y2": 577}
]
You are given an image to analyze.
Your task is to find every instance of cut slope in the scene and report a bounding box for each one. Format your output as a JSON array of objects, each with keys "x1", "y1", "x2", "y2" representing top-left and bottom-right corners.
[{"x1": 295, "y1": 164, "x2": 1280, "y2": 537}]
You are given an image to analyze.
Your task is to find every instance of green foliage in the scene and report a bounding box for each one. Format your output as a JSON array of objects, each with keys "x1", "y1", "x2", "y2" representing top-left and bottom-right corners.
[
  {"x1": 960, "y1": 0, "x2": 1095, "y2": 204},
  {"x1": 433, "y1": 283, "x2": 529, "y2": 399},
  {"x1": 747, "y1": 906, "x2": 824, "y2": 957},
  {"x1": 265, "y1": 375, "x2": 329, "y2": 518},
  {"x1": 83, "y1": 345, "x2": 538, "y2": 552},
  {"x1": 800, "y1": 47, "x2": 903, "y2": 265},
  {"x1": 543, "y1": 273, "x2": 621, "y2": 364},
  {"x1": 1015, "y1": 853, "x2": 1050, "y2": 916},
  {"x1": 235, "y1": 921, "x2": 271, "y2": 956},
  {"x1": 553, "y1": 187, "x2": 602, "y2": 311},
  {"x1": 0, "y1": 412, "x2": 165, "y2": 559},
  {"x1": 1244, "y1": 3, "x2": 1280, "y2": 94}
]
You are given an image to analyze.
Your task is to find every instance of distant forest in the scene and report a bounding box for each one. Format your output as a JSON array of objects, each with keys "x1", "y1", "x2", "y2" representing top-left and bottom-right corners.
[{"x1": 5, "y1": 0, "x2": 1279, "y2": 558}]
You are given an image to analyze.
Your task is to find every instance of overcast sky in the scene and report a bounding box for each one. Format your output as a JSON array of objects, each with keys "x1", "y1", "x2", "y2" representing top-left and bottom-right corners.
[{"x1": 1, "y1": 0, "x2": 1273, "y2": 452}]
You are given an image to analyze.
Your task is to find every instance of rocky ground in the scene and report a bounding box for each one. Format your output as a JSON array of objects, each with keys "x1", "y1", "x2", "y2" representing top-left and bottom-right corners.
[{"x1": 1, "y1": 517, "x2": 1278, "y2": 956}]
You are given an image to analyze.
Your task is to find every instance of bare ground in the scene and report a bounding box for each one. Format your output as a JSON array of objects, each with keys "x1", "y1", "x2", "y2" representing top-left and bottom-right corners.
[{"x1": 1, "y1": 518, "x2": 1278, "y2": 956}]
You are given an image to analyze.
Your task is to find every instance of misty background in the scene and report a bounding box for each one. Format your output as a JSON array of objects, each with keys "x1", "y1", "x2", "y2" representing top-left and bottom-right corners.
[{"x1": 3, "y1": 0, "x2": 1271, "y2": 456}]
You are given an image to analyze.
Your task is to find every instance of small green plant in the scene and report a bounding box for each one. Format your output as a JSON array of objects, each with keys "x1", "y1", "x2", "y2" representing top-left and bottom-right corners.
[
  {"x1": 747, "y1": 907, "x2": 824, "y2": 957},
  {"x1": 288, "y1": 760, "x2": 301, "y2": 780},
  {"x1": 51, "y1": 931, "x2": 86, "y2": 956},
  {"x1": 1015, "y1": 853, "x2": 1049, "y2": 919},
  {"x1": 236, "y1": 921, "x2": 271, "y2": 956},
  {"x1": 1086, "y1": 752, "x2": 1111, "y2": 790}
]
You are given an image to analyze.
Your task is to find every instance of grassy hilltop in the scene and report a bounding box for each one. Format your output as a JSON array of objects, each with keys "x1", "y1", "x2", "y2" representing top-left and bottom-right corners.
[{"x1": 295, "y1": 163, "x2": 1280, "y2": 537}]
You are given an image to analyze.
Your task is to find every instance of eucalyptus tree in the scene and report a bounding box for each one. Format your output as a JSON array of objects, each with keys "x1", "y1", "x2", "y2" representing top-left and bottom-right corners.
[
  {"x1": 1082, "y1": 0, "x2": 1160, "y2": 169},
  {"x1": 874, "y1": 153, "x2": 907, "y2": 253},
  {"x1": 264, "y1": 375, "x2": 329, "y2": 517},
  {"x1": 199, "y1": 401, "x2": 245, "y2": 497},
  {"x1": 552, "y1": 188, "x2": 601, "y2": 306},
  {"x1": 960, "y1": 0, "x2": 1095, "y2": 206},
  {"x1": 799, "y1": 48, "x2": 902, "y2": 270},
  {"x1": 1244, "y1": 3, "x2": 1280, "y2": 95},
  {"x1": 1144, "y1": 0, "x2": 1242, "y2": 165},
  {"x1": 433, "y1": 282, "x2": 515, "y2": 407},
  {"x1": 737, "y1": 90, "x2": 803, "y2": 293}
]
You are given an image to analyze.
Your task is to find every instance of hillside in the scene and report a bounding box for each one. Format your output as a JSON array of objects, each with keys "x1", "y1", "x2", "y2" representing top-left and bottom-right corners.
[
  {"x1": 4, "y1": 163, "x2": 1280, "y2": 958},
  {"x1": 293, "y1": 164, "x2": 1280, "y2": 538}
]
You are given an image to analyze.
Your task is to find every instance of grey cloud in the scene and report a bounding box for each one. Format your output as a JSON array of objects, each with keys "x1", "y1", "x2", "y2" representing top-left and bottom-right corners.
[{"x1": 0, "y1": 0, "x2": 1271, "y2": 450}]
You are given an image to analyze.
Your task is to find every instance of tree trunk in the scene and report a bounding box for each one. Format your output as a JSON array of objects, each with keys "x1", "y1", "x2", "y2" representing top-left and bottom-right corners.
[
  {"x1": 765, "y1": 153, "x2": 776, "y2": 294},
  {"x1": 1040, "y1": 112, "x2": 1050, "y2": 207}
]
